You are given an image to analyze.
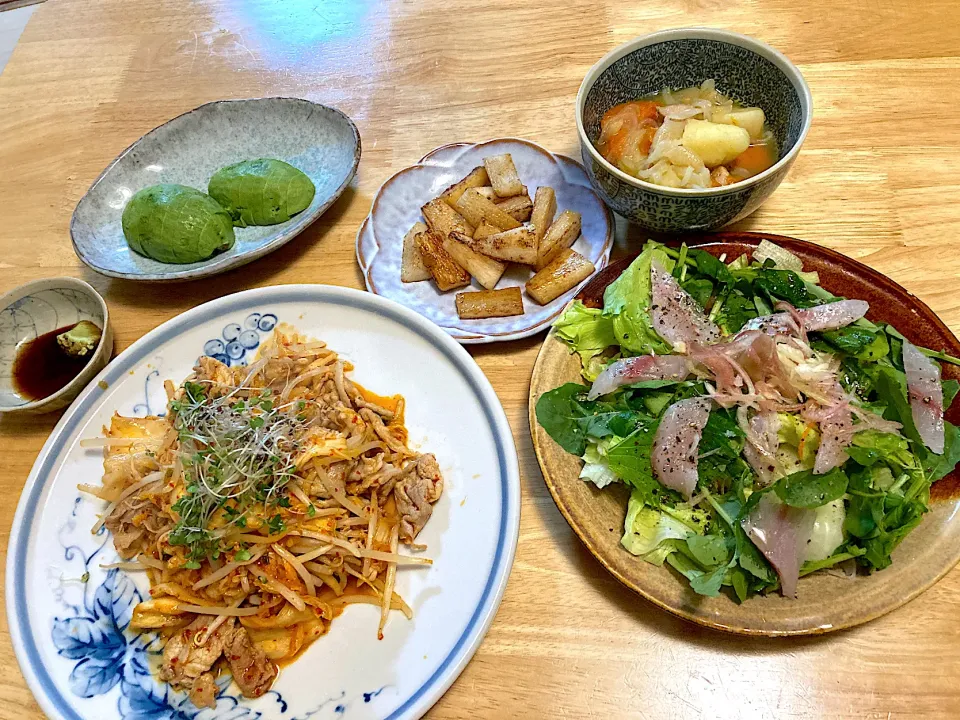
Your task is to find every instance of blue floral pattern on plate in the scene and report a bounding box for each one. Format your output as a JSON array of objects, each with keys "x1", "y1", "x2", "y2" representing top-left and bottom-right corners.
[
  {"x1": 203, "y1": 313, "x2": 278, "y2": 367},
  {"x1": 49, "y1": 307, "x2": 396, "y2": 719},
  {"x1": 50, "y1": 503, "x2": 391, "y2": 719}
]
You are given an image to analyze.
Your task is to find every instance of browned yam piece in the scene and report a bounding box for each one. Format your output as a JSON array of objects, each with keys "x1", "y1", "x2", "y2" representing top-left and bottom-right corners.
[
  {"x1": 526, "y1": 248, "x2": 595, "y2": 305},
  {"x1": 438, "y1": 166, "x2": 490, "y2": 207},
  {"x1": 494, "y1": 193, "x2": 533, "y2": 222},
  {"x1": 422, "y1": 198, "x2": 475, "y2": 238},
  {"x1": 414, "y1": 230, "x2": 470, "y2": 291},
  {"x1": 535, "y1": 209, "x2": 582, "y2": 271},
  {"x1": 473, "y1": 219, "x2": 500, "y2": 241},
  {"x1": 474, "y1": 186, "x2": 498, "y2": 202},
  {"x1": 401, "y1": 221, "x2": 431, "y2": 282},
  {"x1": 483, "y1": 153, "x2": 524, "y2": 197},
  {"x1": 530, "y1": 186, "x2": 557, "y2": 242},
  {"x1": 493, "y1": 185, "x2": 527, "y2": 202},
  {"x1": 443, "y1": 231, "x2": 507, "y2": 290},
  {"x1": 471, "y1": 224, "x2": 538, "y2": 265},
  {"x1": 455, "y1": 188, "x2": 522, "y2": 231},
  {"x1": 456, "y1": 287, "x2": 524, "y2": 319}
]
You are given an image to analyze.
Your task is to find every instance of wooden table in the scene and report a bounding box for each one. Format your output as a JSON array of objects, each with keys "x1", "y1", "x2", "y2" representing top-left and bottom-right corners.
[{"x1": 3, "y1": 0, "x2": 960, "y2": 717}]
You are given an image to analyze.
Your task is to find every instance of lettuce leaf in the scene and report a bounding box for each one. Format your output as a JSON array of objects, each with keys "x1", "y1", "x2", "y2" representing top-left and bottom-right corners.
[
  {"x1": 553, "y1": 300, "x2": 618, "y2": 365},
  {"x1": 579, "y1": 439, "x2": 620, "y2": 488},
  {"x1": 621, "y1": 489, "x2": 709, "y2": 565},
  {"x1": 602, "y1": 244, "x2": 673, "y2": 355}
]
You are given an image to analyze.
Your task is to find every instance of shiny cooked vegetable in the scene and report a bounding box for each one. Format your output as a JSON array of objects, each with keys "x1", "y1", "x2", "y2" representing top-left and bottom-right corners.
[
  {"x1": 121, "y1": 184, "x2": 235, "y2": 264},
  {"x1": 208, "y1": 158, "x2": 315, "y2": 227}
]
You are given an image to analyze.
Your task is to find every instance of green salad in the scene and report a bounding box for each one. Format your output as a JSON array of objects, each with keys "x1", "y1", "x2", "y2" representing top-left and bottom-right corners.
[{"x1": 536, "y1": 240, "x2": 960, "y2": 601}]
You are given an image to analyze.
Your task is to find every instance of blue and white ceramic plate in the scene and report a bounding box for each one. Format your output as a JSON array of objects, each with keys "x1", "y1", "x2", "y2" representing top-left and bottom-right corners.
[
  {"x1": 356, "y1": 138, "x2": 615, "y2": 344},
  {"x1": 6, "y1": 286, "x2": 520, "y2": 720}
]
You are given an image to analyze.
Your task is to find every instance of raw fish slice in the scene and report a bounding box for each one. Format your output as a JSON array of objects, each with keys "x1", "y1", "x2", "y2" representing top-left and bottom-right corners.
[
  {"x1": 739, "y1": 409, "x2": 780, "y2": 486},
  {"x1": 650, "y1": 260, "x2": 720, "y2": 348},
  {"x1": 587, "y1": 354, "x2": 693, "y2": 400},
  {"x1": 742, "y1": 493, "x2": 816, "y2": 598},
  {"x1": 902, "y1": 339, "x2": 945, "y2": 454},
  {"x1": 794, "y1": 300, "x2": 869, "y2": 332},
  {"x1": 650, "y1": 397, "x2": 711, "y2": 499}
]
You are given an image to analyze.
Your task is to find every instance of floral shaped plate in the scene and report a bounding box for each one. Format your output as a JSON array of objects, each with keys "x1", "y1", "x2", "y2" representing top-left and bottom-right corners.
[
  {"x1": 356, "y1": 138, "x2": 615, "y2": 343},
  {"x1": 7, "y1": 285, "x2": 519, "y2": 720}
]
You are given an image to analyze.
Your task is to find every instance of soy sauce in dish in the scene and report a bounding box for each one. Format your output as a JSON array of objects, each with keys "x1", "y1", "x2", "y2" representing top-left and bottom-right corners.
[{"x1": 12, "y1": 324, "x2": 91, "y2": 400}]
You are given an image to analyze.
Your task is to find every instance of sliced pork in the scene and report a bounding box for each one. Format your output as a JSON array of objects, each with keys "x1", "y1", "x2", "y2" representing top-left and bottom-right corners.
[
  {"x1": 650, "y1": 397, "x2": 711, "y2": 499},
  {"x1": 222, "y1": 622, "x2": 277, "y2": 699},
  {"x1": 159, "y1": 615, "x2": 235, "y2": 708},
  {"x1": 741, "y1": 493, "x2": 816, "y2": 598},
  {"x1": 587, "y1": 354, "x2": 693, "y2": 400},
  {"x1": 650, "y1": 260, "x2": 720, "y2": 348},
  {"x1": 902, "y1": 339, "x2": 945, "y2": 454},
  {"x1": 395, "y1": 453, "x2": 444, "y2": 543}
]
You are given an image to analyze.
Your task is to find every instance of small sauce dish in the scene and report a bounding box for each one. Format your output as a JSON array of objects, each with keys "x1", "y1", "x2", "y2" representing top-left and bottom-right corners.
[{"x1": 0, "y1": 277, "x2": 113, "y2": 415}]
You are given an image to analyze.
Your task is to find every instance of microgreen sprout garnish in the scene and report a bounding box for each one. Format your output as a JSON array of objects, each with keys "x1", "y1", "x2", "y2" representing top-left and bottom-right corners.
[{"x1": 168, "y1": 378, "x2": 310, "y2": 562}]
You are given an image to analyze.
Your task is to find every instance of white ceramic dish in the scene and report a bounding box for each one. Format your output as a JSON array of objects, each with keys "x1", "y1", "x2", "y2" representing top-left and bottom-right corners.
[
  {"x1": 0, "y1": 277, "x2": 113, "y2": 415},
  {"x1": 356, "y1": 138, "x2": 614, "y2": 344},
  {"x1": 6, "y1": 285, "x2": 520, "y2": 720}
]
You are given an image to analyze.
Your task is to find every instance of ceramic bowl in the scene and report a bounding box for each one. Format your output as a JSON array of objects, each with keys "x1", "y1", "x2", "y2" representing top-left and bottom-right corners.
[
  {"x1": 0, "y1": 278, "x2": 113, "y2": 415},
  {"x1": 357, "y1": 138, "x2": 614, "y2": 343},
  {"x1": 530, "y1": 232, "x2": 960, "y2": 635},
  {"x1": 71, "y1": 98, "x2": 360, "y2": 282},
  {"x1": 576, "y1": 28, "x2": 812, "y2": 233}
]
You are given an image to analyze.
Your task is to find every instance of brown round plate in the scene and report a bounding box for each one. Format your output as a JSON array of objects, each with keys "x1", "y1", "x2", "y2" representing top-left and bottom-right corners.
[{"x1": 529, "y1": 231, "x2": 960, "y2": 636}]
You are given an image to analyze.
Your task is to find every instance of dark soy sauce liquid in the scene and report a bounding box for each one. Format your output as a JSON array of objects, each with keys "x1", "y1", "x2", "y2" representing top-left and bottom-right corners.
[{"x1": 12, "y1": 324, "x2": 91, "y2": 401}]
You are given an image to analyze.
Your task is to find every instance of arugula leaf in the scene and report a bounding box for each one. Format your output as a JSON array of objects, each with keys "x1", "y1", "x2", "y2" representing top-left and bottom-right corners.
[
  {"x1": 774, "y1": 467, "x2": 848, "y2": 508},
  {"x1": 688, "y1": 248, "x2": 734, "y2": 284},
  {"x1": 923, "y1": 422, "x2": 960, "y2": 482},
  {"x1": 605, "y1": 421, "x2": 666, "y2": 503},
  {"x1": 728, "y1": 566, "x2": 750, "y2": 602},
  {"x1": 943, "y1": 379, "x2": 959, "y2": 411},
  {"x1": 554, "y1": 300, "x2": 618, "y2": 364},
  {"x1": 681, "y1": 278, "x2": 713, "y2": 307},
  {"x1": 699, "y1": 408, "x2": 745, "y2": 458},
  {"x1": 535, "y1": 384, "x2": 592, "y2": 454},
  {"x1": 838, "y1": 355, "x2": 877, "y2": 399},
  {"x1": 845, "y1": 465, "x2": 931, "y2": 570},
  {"x1": 624, "y1": 379, "x2": 686, "y2": 392},
  {"x1": 821, "y1": 326, "x2": 889, "y2": 361},
  {"x1": 714, "y1": 292, "x2": 758, "y2": 335},
  {"x1": 688, "y1": 563, "x2": 729, "y2": 596},
  {"x1": 753, "y1": 269, "x2": 818, "y2": 308},
  {"x1": 536, "y1": 384, "x2": 651, "y2": 455},
  {"x1": 799, "y1": 547, "x2": 866, "y2": 576}
]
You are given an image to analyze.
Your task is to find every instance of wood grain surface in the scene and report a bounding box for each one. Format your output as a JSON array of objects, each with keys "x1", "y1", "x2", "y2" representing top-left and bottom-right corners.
[{"x1": 2, "y1": 1, "x2": 960, "y2": 717}]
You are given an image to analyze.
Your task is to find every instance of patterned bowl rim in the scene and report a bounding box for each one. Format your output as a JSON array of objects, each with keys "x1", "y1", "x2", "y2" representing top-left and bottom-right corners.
[
  {"x1": 69, "y1": 97, "x2": 361, "y2": 283},
  {"x1": 0, "y1": 277, "x2": 110, "y2": 413},
  {"x1": 575, "y1": 27, "x2": 813, "y2": 197}
]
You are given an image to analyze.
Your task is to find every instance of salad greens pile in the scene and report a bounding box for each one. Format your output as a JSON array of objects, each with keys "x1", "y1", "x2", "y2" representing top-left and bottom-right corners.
[{"x1": 537, "y1": 240, "x2": 960, "y2": 601}]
